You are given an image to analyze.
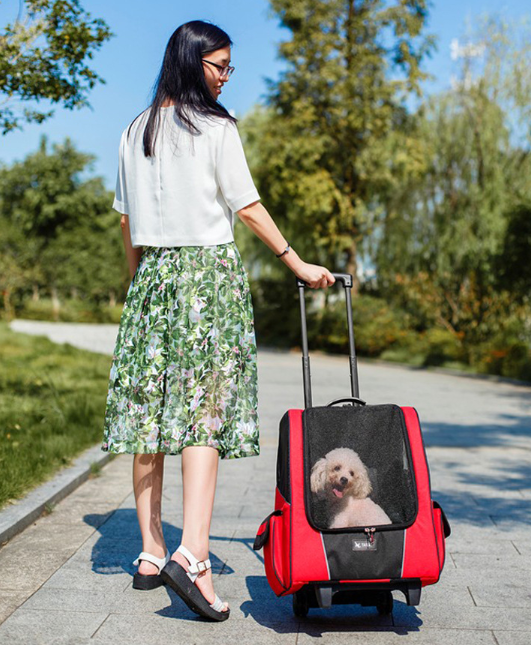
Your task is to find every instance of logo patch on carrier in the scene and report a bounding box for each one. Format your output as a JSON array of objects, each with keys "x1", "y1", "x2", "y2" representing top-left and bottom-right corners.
[{"x1": 352, "y1": 537, "x2": 378, "y2": 551}]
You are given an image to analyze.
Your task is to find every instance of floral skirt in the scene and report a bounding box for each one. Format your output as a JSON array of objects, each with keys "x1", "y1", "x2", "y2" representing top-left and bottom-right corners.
[{"x1": 101, "y1": 242, "x2": 260, "y2": 459}]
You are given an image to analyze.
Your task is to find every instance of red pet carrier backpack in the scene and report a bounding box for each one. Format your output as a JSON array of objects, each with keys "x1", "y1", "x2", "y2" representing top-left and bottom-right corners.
[{"x1": 254, "y1": 273, "x2": 451, "y2": 616}]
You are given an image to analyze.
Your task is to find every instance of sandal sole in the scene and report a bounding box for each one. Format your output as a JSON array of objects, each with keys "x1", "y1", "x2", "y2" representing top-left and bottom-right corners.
[
  {"x1": 133, "y1": 572, "x2": 165, "y2": 590},
  {"x1": 160, "y1": 560, "x2": 230, "y2": 621}
]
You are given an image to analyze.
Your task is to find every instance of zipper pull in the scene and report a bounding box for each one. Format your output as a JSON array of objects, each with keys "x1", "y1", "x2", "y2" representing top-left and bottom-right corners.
[{"x1": 364, "y1": 527, "x2": 376, "y2": 545}]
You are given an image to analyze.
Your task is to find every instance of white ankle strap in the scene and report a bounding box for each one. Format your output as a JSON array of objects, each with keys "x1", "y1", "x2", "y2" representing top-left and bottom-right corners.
[
  {"x1": 132, "y1": 550, "x2": 171, "y2": 573},
  {"x1": 177, "y1": 545, "x2": 211, "y2": 583}
]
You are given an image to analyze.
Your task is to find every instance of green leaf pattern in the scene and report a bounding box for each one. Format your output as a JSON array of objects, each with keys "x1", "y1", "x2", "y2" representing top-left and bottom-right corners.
[{"x1": 101, "y1": 242, "x2": 259, "y2": 459}]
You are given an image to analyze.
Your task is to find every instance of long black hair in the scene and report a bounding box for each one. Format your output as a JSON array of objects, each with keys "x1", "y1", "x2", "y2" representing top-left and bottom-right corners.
[{"x1": 126, "y1": 20, "x2": 238, "y2": 157}]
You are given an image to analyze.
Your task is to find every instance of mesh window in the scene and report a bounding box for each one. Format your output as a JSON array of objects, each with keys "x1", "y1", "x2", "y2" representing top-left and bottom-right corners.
[{"x1": 302, "y1": 404, "x2": 417, "y2": 531}]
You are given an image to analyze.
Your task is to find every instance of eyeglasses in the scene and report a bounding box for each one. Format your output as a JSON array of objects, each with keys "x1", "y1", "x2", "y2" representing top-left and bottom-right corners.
[{"x1": 202, "y1": 59, "x2": 235, "y2": 79}]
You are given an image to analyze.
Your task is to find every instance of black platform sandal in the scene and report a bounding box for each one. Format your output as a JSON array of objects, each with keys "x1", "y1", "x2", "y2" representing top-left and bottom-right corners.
[
  {"x1": 160, "y1": 545, "x2": 230, "y2": 621},
  {"x1": 132, "y1": 550, "x2": 171, "y2": 590}
]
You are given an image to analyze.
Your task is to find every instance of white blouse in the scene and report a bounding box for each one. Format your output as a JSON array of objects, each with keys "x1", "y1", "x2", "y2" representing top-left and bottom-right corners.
[{"x1": 112, "y1": 106, "x2": 261, "y2": 248}]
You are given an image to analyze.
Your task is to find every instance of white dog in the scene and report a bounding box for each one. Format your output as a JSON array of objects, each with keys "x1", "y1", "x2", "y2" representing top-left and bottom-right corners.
[{"x1": 310, "y1": 447, "x2": 392, "y2": 529}]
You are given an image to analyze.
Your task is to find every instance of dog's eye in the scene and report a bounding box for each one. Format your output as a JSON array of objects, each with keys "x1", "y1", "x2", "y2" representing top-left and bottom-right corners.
[
  {"x1": 350, "y1": 471, "x2": 354, "y2": 476},
  {"x1": 334, "y1": 465, "x2": 341, "y2": 471}
]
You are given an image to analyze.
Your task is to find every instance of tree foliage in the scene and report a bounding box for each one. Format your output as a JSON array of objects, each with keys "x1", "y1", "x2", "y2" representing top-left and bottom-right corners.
[
  {"x1": 241, "y1": 0, "x2": 435, "y2": 292},
  {"x1": 371, "y1": 14, "x2": 531, "y2": 358},
  {"x1": 0, "y1": 0, "x2": 113, "y2": 134},
  {"x1": 0, "y1": 135, "x2": 125, "y2": 316}
]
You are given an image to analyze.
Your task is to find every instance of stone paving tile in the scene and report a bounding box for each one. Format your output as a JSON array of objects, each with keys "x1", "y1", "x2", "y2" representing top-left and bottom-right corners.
[
  {"x1": 468, "y1": 581, "x2": 531, "y2": 608},
  {"x1": 0, "y1": 608, "x2": 108, "y2": 644},
  {"x1": 14, "y1": 516, "x2": 97, "y2": 547},
  {"x1": 494, "y1": 632, "x2": 531, "y2": 645},
  {"x1": 42, "y1": 558, "x2": 132, "y2": 593},
  {"x1": 0, "y1": 590, "x2": 32, "y2": 624},
  {"x1": 437, "y1": 567, "x2": 531, "y2": 589},
  {"x1": 36, "y1": 500, "x2": 117, "y2": 528},
  {"x1": 511, "y1": 541, "x2": 531, "y2": 555},
  {"x1": 490, "y1": 516, "x2": 531, "y2": 529},
  {"x1": 392, "y1": 601, "x2": 531, "y2": 631},
  {"x1": 297, "y1": 627, "x2": 498, "y2": 643},
  {"x1": 450, "y1": 553, "x2": 531, "y2": 570},
  {"x1": 90, "y1": 612, "x2": 299, "y2": 644},
  {"x1": 447, "y1": 525, "x2": 531, "y2": 541},
  {"x1": 447, "y1": 539, "x2": 520, "y2": 555},
  {"x1": 0, "y1": 545, "x2": 80, "y2": 592},
  {"x1": 21, "y1": 588, "x2": 122, "y2": 614}
]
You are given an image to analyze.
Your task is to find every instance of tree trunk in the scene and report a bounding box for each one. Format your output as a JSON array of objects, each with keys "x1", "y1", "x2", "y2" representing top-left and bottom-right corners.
[
  {"x1": 3, "y1": 287, "x2": 13, "y2": 320},
  {"x1": 109, "y1": 289, "x2": 116, "y2": 307},
  {"x1": 32, "y1": 284, "x2": 40, "y2": 301},
  {"x1": 51, "y1": 285, "x2": 60, "y2": 321},
  {"x1": 345, "y1": 239, "x2": 359, "y2": 295}
]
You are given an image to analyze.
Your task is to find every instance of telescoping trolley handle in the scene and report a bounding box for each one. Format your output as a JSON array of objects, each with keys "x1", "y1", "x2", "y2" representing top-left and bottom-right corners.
[{"x1": 296, "y1": 273, "x2": 363, "y2": 410}]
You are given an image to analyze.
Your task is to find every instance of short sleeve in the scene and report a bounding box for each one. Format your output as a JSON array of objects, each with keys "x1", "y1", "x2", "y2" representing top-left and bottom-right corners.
[
  {"x1": 216, "y1": 120, "x2": 260, "y2": 213},
  {"x1": 112, "y1": 130, "x2": 129, "y2": 214}
]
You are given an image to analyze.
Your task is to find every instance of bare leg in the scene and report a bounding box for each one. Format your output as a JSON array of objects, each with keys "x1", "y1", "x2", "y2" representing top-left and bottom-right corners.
[
  {"x1": 133, "y1": 453, "x2": 167, "y2": 575},
  {"x1": 170, "y1": 445, "x2": 229, "y2": 612}
]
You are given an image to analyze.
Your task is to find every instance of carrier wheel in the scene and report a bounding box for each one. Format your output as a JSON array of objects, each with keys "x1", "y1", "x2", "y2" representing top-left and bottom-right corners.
[
  {"x1": 376, "y1": 591, "x2": 393, "y2": 615},
  {"x1": 293, "y1": 589, "x2": 309, "y2": 617}
]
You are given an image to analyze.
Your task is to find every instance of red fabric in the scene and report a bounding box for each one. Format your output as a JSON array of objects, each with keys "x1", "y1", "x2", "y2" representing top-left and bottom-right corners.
[
  {"x1": 289, "y1": 409, "x2": 330, "y2": 585},
  {"x1": 400, "y1": 406, "x2": 441, "y2": 585},
  {"x1": 263, "y1": 512, "x2": 286, "y2": 596}
]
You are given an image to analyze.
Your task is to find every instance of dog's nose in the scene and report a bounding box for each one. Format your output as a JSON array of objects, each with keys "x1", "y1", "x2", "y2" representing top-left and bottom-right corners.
[{"x1": 340, "y1": 476, "x2": 348, "y2": 486}]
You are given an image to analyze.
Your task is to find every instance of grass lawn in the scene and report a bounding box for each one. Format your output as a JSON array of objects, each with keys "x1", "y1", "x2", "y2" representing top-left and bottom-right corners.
[{"x1": 0, "y1": 321, "x2": 114, "y2": 511}]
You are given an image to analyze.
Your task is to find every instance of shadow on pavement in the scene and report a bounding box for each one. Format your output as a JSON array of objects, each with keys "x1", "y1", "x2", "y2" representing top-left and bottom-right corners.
[
  {"x1": 422, "y1": 416, "x2": 531, "y2": 449},
  {"x1": 81, "y1": 509, "x2": 234, "y2": 576},
  {"x1": 241, "y1": 575, "x2": 422, "y2": 634}
]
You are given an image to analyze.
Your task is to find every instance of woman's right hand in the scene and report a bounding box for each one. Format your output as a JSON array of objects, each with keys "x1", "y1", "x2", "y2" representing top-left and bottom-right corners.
[{"x1": 295, "y1": 262, "x2": 336, "y2": 289}]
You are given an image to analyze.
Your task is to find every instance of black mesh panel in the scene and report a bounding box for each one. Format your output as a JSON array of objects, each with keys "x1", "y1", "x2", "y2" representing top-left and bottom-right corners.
[{"x1": 302, "y1": 404, "x2": 417, "y2": 532}]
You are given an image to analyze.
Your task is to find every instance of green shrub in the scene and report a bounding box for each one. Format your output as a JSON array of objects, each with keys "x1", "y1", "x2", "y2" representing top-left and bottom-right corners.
[
  {"x1": 470, "y1": 340, "x2": 531, "y2": 380},
  {"x1": 421, "y1": 328, "x2": 464, "y2": 366},
  {"x1": 17, "y1": 298, "x2": 124, "y2": 324},
  {"x1": 315, "y1": 294, "x2": 413, "y2": 356}
]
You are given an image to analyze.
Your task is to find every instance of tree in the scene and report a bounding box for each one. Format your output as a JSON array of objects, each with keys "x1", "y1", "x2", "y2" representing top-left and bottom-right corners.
[
  {"x1": 0, "y1": 135, "x2": 124, "y2": 319},
  {"x1": 0, "y1": 0, "x2": 113, "y2": 134},
  {"x1": 372, "y1": 14, "x2": 531, "y2": 348},
  {"x1": 243, "y1": 0, "x2": 434, "y2": 293}
]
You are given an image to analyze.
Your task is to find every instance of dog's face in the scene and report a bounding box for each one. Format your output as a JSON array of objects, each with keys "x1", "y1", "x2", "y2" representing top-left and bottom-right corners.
[{"x1": 310, "y1": 447, "x2": 372, "y2": 501}]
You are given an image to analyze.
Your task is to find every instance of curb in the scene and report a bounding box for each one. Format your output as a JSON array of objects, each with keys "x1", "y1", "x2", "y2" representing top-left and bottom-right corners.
[{"x1": 0, "y1": 445, "x2": 114, "y2": 546}]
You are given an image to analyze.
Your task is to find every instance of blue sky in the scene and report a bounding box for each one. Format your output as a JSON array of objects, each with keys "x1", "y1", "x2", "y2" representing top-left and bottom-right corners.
[{"x1": 1, "y1": 0, "x2": 529, "y2": 190}]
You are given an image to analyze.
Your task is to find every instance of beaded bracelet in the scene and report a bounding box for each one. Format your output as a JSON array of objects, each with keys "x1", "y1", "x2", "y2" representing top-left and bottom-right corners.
[{"x1": 275, "y1": 242, "x2": 291, "y2": 258}]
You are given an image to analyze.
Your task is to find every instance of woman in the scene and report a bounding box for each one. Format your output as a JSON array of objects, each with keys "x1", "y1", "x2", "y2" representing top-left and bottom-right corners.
[{"x1": 101, "y1": 20, "x2": 335, "y2": 622}]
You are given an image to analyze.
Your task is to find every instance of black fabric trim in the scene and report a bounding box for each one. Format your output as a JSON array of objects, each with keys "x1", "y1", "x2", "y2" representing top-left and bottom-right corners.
[
  {"x1": 277, "y1": 411, "x2": 291, "y2": 503},
  {"x1": 322, "y1": 529, "x2": 405, "y2": 580},
  {"x1": 433, "y1": 500, "x2": 451, "y2": 538},
  {"x1": 253, "y1": 510, "x2": 282, "y2": 551}
]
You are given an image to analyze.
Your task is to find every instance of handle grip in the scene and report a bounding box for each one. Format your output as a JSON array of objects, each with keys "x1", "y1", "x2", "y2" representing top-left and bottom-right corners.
[
  {"x1": 326, "y1": 396, "x2": 366, "y2": 407},
  {"x1": 296, "y1": 273, "x2": 352, "y2": 289}
]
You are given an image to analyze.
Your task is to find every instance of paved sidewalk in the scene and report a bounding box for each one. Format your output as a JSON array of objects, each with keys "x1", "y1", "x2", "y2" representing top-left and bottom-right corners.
[{"x1": 1, "y1": 322, "x2": 531, "y2": 644}]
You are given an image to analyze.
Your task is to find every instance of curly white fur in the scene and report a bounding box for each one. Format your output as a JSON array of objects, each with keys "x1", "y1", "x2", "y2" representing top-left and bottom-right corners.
[{"x1": 310, "y1": 447, "x2": 392, "y2": 529}]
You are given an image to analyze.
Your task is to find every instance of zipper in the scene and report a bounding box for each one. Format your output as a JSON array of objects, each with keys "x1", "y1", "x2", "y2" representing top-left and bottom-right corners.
[{"x1": 364, "y1": 527, "x2": 376, "y2": 546}]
